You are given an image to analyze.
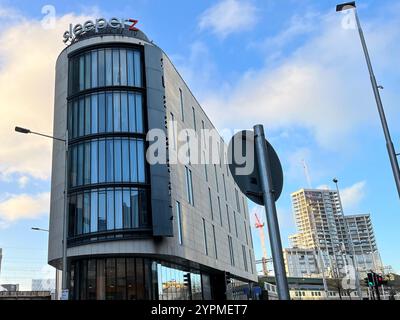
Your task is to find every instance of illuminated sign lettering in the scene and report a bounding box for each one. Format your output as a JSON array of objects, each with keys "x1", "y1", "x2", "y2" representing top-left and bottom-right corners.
[{"x1": 63, "y1": 18, "x2": 139, "y2": 44}]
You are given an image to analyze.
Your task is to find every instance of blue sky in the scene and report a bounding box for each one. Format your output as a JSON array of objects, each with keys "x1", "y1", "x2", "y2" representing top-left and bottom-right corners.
[{"x1": 1, "y1": 0, "x2": 400, "y2": 289}]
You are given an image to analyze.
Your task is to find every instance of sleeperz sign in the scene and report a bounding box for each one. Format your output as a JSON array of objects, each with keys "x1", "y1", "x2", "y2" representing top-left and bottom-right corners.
[{"x1": 63, "y1": 18, "x2": 139, "y2": 44}]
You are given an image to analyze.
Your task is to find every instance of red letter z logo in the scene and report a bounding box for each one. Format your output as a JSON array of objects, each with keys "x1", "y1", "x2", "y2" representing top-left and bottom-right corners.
[{"x1": 128, "y1": 19, "x2": 139, "y2": 31}]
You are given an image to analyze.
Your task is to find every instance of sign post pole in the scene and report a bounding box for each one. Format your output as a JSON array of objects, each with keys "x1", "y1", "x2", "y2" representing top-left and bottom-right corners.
[{"x1": 253, "y1": 125, "x2": 290, "y2": 300}]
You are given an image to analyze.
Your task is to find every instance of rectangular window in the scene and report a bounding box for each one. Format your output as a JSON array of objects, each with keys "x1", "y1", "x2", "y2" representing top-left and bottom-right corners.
[
  {"x1": 129, "y1": 140, "x2": 138, "y2": 182},
  {"x1": 98, "y1": 93, "x2": 106, "y2": 133},
  {"x1": 139, "y1": 190, "x2": 148, "y2": 230},
  {"x1": 77, "y1": 143, "x2": 84, "y2": 186},
  {"x1": 87, "y1": 259, "x2": 96, "y2": 300},
  {"x1": 76, "y1": 193, "x2": 83, "y2": 235},
  {"x1": 235, "y1": 189, "x2": 240, "y2": 213},
  {"x1": 226, "y1": 205, "x2": 231, "y2": 233},
  {"x1": 72, "y1": 101, "x2": 78, "y2": 138},
  {"x1": 217, "y1": 196, "x2": 222, "y2": 227},
  {"x1": 113, "y1": 92, "x2": 121, "y2": 132},
  {"x1": 114, "y1": 139, "x2": 122, "y2": 182},
  {"x1": 234, "y1": 211, "x2": 238, "y2": 237},
  {"x1": 179, "y1": 88, "x2": 184, "y2": 122},
  {"x1": 249, "y1": 249, "x2": 253, "y2": 274},
  {"x1": 79, "y1": 98, "x2": 84, "y2": 136},
  {"x1": 204, "y1": 153, "x2": 208, "y2": 182},
  {"x1": 222, "y1": 174, "x2": 227, "y2": 201},
  {"x1": 185, "y1": 166, "x2": 194, "y2": 206},
  {"x1": 126, "y1": 258, "x2": 136, "y2": 300},
  {"x1": 137, "y1": 140, "x2": 145, "y2": 183},
  {"x1": 214, "y1": 165, "x2": 219, "y2": 193},
  {"x1": 131, "y1": 189, "x2": 139, "y2": 228},
  {"x1": 120, "y1": 49, "x2": 127, "y2": 86},
  {"x1": 106, "y1": 93, "x2": 113, "y2": 132},
  {"x1": 134, "y1": 51, "x2": 141, "y2": 87},
  {"x1": 202, "y1": 218, "x2": 208, "y2": 256},
  {"x1": 91, "y1": 94, "x2": 98, "y2": 134},
  {"x1": 115, "y1": 189, "x2": 123, "y2": 229},
  {"x1": 212, "y1": 225, "x2": 218, "y2": 259},
  {"x1": 122, "y1": 189, "x2": 131, "y2": 229},
  {"x1": 169, "y1": 112, "x2": 176, "y2": 150},
  {"x1": 98, "y1": 49, "x2": 105, "y2": 87},
  {"x1": 98, "y1": 190, "x2": 106, "y2": 231},
  {"x1": 84, "y1": 142, "x2": 91, "y2": 185},
  {"x1": 186, "y1": 132, "x2": 191, "y2": 164},
  {"x1": 136, "y1": 94, "x2": 143, "y2": 133},
  {"x1": 176, "y1": 201, "x2": 183, "y2": 245},
  {"x1": 244, "y1": 221, "x2": 248, "y2": 245},
  {"x1": 242, "y1": 197, "x2": 247, "y2": 217},
  {"x1": 116, "y1": 258, "x2": 126, "y2": 300},
  {"x1": 208, "y1": 188, "x2": 213, "y2": 220},
  {"x1": 79, "y1": 55, "x2": 85, "y2": 91},
  {"x1": 106, "y1": 258, "x2": 116, "y2": 300},
  {"x1": 70, "y1": 145, "x2": 77, "y2": 187},
  {"x1": 85, "y1": 53, "x2": 91, "y2": 90},
  {"x1": 112, "y1": 49, "x2": 120, "y2": 85},
  {"x1": 90, "y1": 191, "x2": 98, "y2": 233},
  {"x1": 107, "y1": 189, "x2": 114, "y2": 230},
  {"x1": 106, "y1": 139, "x2": 114, "y2": 182},
  {"x1": 105, "y1": 49, "x2": 112, "y2": 86},
  {"x1": 128, "y1": 93, "x2": 136, "y2": 133},
  {"x1": 83, "y1": 192, "x2": 90, "y2": 233},
  {"x1": 242, "y1": 245, "x2": 248, "y2": 272},
  {"x1": 122, "y1": 139, "x2": 130, "y2": 182},
  {"x1": 91, "y1": 50, "x2": 98, "y2": 88},
  {"x1": 228, "y1": 236, "x2": 235, "y2": 266},
  {"x1": 85, "y1": 96, "x2": 91, "y2": 135},
  {"x1": 68, "y1": 195, "x2": 76, "y2": 236},
  {"x1": 192, "y1": 106, "x2": 196, "y2": 130},
  {"x1": 249, "y1": 226, "x2": 254, "y2": 248},
  {"x1": 120, "y1": 93, "x2": 128, "y2": 132},
  {"x1": 98, "y1": 140, "x2": 106, "y2": 183},
  {"x1": 127, "y1": 50, "x2": 134, "y2": 86}
]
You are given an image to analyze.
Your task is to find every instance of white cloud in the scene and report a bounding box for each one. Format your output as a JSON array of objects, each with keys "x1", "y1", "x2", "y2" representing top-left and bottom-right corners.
[
  {"x1": 341, "y1": 181, "x2": 366, "y2": 211},
  {"x1": 0, "y1": 8, "x2": 96, "y2": 181},
  {"x1": 18, "y1": 176, "x2": 29, "y2": 188},
  {"x1": 198, "y1": 10, "x2": 400, "y2": 150},
  {"x1": 199, "y1": 0, "x2": 258, "y2": 38},
  {"x1": 0, "y1": 192, "x2": 50, "y2": 223}
]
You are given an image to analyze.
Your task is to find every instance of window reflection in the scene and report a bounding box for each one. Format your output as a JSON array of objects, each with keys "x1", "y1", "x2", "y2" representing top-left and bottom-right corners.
[
  {"x1": 69, "y1": 47, "x2": 142, "y2": 96},
  {"x1": 70, "y1": 258, "x2": 214, "y2": 301},
  {"x1": 68, "y1": 187, "x2": 150, "y2": 238},
  {"x1": 69, "y1": 138, "x2": 146, "y2": 188},
  {"x1": 68, "y1": 91, "x2": 144, "y2": 140},
  {"x1": 70, "y1": 257, "x2": 153, "y2": 300}
]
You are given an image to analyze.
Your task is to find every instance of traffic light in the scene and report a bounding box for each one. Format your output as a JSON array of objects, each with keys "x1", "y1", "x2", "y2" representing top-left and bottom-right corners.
[
  {"x1": 375, "y1": 274, "x2": 383, "y2": 287},
  {"x1": 374, "y1": 274, "x2": 388, "y2": 287},
  {"x1": 183, "y1": 273, "x2": 190, "y2": 287},
  {"x1": 367, "y1": 272, "x2": 375, "y2": 287}
]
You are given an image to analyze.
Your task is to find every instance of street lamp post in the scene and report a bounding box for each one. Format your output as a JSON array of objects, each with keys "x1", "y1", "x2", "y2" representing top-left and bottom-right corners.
[
  {"x1": 336, "y1": 2, "x2": 400, "y2": 200},
  {"x1": 333, "y1": 178, "x2": 362, "y2": 299},
  {"x1": 15, "y1": 126, "x2": 69, "y2": 297},
  {"x1": 31, "y1": 226, "x2": 59, "y2": 299}
]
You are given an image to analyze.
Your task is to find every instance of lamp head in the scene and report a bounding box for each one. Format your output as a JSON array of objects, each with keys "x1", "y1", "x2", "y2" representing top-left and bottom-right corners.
[
  {"x1": 15, "y1": 126, "x2": 31, "y2": 134},
  {"x1": 336, "y1": 1, "x2": 356, "y2": 12}
]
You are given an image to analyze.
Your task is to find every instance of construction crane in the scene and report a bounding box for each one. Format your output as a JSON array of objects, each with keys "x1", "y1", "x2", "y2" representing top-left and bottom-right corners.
[
  {"x1": 302, "y1": 159, "x2": 312, "y2": 189},
  {"x1": 254, "y1": 211, "x2": 269, "y2": 276}
]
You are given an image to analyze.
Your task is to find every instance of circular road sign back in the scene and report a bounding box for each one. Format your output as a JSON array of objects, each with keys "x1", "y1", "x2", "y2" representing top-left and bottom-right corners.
[{"x1": 228, "y1": 130, "x2": 283, "y2": 205}]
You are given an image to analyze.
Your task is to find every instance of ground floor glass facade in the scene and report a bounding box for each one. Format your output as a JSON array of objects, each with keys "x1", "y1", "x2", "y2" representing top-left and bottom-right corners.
[{"x1": 68, "y1": 257, "x2": 215, "y2": 300}]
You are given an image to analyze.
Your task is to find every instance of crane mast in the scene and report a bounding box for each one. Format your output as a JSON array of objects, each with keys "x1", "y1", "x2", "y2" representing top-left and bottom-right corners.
[{"x1": 254, "y1": 211, "x2": 269, "y2": 276}]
